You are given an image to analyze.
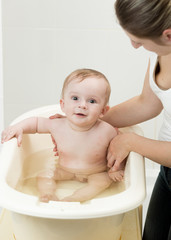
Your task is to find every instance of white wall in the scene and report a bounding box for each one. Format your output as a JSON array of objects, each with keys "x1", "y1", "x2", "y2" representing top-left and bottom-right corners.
[
  {"x1": 0, "y1": 0, "x2": 3, "y2": 148},
  {"x1": 0, "y1": 0, "x2": 3, "y2": 215},
  {"x1": 2, "y1": 0, "x2": 146, "y2": 123},
  {"x1": 2, "y1": 0, "x2": 162, "y2": 165},
  {"x1": 1, "y1": 0, "x2": 161, "y2": 222}
]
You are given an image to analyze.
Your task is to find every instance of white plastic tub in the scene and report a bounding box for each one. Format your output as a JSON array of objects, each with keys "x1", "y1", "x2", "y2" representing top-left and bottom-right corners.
[{"x1": 0, "y1": 105, "x2": 146, "y2": 240}]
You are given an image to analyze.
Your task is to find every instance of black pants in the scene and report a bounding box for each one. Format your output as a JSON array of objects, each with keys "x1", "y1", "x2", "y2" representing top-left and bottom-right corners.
[{"x1": 143, "y1": 166, "x2": 171, "y2": 240}]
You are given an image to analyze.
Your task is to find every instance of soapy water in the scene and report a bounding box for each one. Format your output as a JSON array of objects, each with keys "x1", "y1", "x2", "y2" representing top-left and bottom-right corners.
[{"x1": 16, "y1": 149, "x2": 125, "y2": 202}]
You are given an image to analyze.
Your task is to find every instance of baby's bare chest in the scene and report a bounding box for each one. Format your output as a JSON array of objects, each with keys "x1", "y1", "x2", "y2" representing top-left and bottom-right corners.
[{"x1": 54, "y1": 131, "x2": 109, "y2": 158}]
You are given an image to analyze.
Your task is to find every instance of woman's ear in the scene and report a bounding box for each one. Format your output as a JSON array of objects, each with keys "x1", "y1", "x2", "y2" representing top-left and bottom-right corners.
[
  {"x1": 100, "y1": 105, "x2": 110, "y2": 118},
  {"x1": 60, "y1": 99, "x2": 65, "y2": 113},
  {"x1": 162, "y1": 29, "x2": 171, "y2": 42}
]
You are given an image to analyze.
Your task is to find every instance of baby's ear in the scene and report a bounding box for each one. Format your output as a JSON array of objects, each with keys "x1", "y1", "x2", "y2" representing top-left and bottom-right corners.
[
  {"x1": 60, "y1": 99, "x2": 65, "y2": 113},
  {"x1": 100, "y1": 105, "x2": 110, "y2": 118}
]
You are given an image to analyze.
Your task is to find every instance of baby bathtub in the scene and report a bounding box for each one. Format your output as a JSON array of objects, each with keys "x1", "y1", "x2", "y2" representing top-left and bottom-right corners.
[{"x1": 0, "y1": 105, "x2": 146, "y2": 240}]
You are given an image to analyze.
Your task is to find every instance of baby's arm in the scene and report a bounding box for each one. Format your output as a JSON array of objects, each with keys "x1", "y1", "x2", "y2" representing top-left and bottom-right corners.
[
  {"x1": 1, "y1": 117, "x2": 38, "y2": 146},
  {"x1": 1, "y1": 117, "x2": 52, "y2": 146}
]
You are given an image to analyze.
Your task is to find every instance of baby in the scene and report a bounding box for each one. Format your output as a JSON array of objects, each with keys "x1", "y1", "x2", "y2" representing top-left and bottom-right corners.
[{"x1": 1, "y1": 69, "x2": 125, "y2": 202}]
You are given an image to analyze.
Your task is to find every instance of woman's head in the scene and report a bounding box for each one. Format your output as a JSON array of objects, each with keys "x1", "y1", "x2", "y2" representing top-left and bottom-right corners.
[{"x1": 115, "y1": 0, "x2": 171, "y2": 39}]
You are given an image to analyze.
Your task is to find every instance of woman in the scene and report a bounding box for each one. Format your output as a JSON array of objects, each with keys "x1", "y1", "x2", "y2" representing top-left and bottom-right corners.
[{"x1": 103, "y1": 0, "x2": 171, "y2": 239}]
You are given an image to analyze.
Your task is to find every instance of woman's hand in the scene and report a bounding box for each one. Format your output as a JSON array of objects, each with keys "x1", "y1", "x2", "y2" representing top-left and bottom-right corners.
[
  {"x1": 49, "y1": 113, "x2": 65, "y2": 156},
  {"x1": 49, "y1": 113, "x2": 65, "y2": 120},
  {"x1": 107, "y1": 132, "x2": 133, "y2": 171}
]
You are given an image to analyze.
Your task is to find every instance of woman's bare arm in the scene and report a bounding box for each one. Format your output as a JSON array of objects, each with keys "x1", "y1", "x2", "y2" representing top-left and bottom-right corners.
[
  {"x1": 108, "y1": 132, "x2": 171, "y2": 170},
  {"x1": 103, "y1": 62, "x2": 163, "y2": 127},
  {"x1": 105, "y1": 62, "x2": 166, "y2": 169}
]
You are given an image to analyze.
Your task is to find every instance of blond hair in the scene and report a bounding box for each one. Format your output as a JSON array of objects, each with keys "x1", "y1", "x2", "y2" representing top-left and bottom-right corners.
[
  {"x1": 115, "y1": 0, "x2": 171, "y2": 39},
  {"x1": 61, "y1": 69, "x2": 111, "y2": 105}
]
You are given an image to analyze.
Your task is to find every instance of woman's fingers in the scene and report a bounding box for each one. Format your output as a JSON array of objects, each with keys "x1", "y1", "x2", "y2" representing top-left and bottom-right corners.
[
  {"x1": 49, "y1": 114, "x2": 64, "y2": 119},
  {"x1": 49, "y1": 114, "x2": 64, "y2": 156},
  {"x1": 107, "y1": 132, "x2": 131, "y2": 171},
  {"x1": 107, "y1": 152, "x2": 115, "y2": 168}
]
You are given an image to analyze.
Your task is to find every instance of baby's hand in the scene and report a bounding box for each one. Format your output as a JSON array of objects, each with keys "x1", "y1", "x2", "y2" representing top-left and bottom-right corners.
[
  {"x1": 108, "y1": 168, "x2": 124, "y2": 182},
  {"x1": 1, "y1": 125, "x2": 23, "y2": 147}
]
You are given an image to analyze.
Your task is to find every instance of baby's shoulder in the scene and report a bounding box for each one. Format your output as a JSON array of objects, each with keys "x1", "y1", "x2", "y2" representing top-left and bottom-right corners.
[
  {"x1": 48, "y1": 117, "x2": 66, "y2": 129},
  {"x1": 99, "y1": 119, "x2": 115, "y2": 129},
  {"x1": 98, "y1": 120, "x2": 117, "y2": 136}
]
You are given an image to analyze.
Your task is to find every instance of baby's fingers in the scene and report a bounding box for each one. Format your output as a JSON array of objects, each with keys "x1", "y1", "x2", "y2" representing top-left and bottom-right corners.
[
  {"x1": 17, "y1": 134, "x2": 22, "y2": 147},
  {"x1": 1, "y1": 129, "x2": 14, "y2": 143},
  {"x1": 1, "y1": 127, "x2": 23, "y2": 147}
]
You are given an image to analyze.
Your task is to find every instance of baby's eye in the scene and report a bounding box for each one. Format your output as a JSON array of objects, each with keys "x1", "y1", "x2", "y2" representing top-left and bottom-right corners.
[
  {"x1": 71, "y1": 96, "x2": 78, "y2": 101},
  {"x1": 89, "y1": 99, "x2": 96, "y2": 104}
]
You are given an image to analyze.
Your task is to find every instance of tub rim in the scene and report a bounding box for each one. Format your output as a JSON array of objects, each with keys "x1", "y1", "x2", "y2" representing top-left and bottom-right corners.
[{"x1": 0, "y1": 105, "x2": 146, "y2": 219}]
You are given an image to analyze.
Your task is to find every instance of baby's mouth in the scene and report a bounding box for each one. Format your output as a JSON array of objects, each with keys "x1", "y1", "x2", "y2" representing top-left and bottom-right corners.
[
  {"x1": 74, "y1": 109, "x2": 87, "y2": 117},
  {"x1": 75, "y1": 113, "x2": 86, "y2": 116}
]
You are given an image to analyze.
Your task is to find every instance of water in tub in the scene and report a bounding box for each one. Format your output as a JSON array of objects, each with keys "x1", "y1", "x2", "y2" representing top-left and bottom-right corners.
[{"x1": 16, "y1": 148, "x2": 125, "y2": 202}]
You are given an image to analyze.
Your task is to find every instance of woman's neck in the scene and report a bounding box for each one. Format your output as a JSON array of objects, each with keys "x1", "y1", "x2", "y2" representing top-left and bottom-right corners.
[{"x1": 156, "y1": 53, "x2": 171, "y2": 90}]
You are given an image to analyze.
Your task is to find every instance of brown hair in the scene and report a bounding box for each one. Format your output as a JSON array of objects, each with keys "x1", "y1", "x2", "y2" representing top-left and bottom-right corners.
[
  {"x1": 61, "y1": 69, "x2": 111, "y2": 105},
  {"x1": 115, "y1": 0, "x2": 171, "y2": 39}
]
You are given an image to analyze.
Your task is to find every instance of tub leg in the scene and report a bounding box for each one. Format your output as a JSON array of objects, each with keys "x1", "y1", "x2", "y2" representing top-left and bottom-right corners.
[{"x1": 121, "y1": 207, "x2": 142, "y2": 240}]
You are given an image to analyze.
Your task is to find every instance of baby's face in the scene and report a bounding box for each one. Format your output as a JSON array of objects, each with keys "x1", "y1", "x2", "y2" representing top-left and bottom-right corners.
[{"x1": 60, "y1": 77, "x2": 108, "y2": 129}]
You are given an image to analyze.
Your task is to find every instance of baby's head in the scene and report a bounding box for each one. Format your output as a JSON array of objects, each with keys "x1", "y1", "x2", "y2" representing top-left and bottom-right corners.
[
  {"x1": 60, "y1": 69, "x2": 111, "y2": 130},
  {"x1": 61, "y1": 69, "x2": 111, "y2": 106}
]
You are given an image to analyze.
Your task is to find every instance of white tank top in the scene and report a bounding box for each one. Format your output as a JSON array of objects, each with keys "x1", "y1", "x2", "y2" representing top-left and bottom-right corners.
[{"x1": 149, "y1": 53, "x2": 171, "y2": 141}]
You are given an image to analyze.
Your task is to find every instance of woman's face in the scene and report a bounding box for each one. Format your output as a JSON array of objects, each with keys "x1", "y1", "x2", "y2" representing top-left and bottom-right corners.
[{"x1": 125, "y1": 31, "x2": 171, "y2": 56}]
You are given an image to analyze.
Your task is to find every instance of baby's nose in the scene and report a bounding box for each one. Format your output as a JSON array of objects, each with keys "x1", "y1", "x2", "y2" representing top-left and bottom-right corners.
[{"x1": 78, "y1": 100, "x2": 87, "y2": 109}]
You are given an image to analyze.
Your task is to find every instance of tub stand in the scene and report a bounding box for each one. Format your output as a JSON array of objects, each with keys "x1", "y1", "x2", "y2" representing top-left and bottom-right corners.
[
  {"x1": 121, "y1": 206, "x2": 142, "y2": 239},
  {"x1": 0, "y1": 207, "x2": 142, "y2": 240}
]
